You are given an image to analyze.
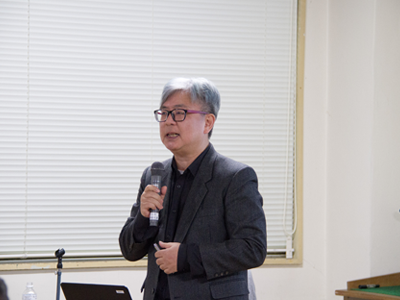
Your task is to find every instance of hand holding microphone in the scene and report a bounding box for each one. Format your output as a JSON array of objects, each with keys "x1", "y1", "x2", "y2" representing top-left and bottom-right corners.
[{"x1": 139, "y1": 162, "x2": 166, "y2": 226}]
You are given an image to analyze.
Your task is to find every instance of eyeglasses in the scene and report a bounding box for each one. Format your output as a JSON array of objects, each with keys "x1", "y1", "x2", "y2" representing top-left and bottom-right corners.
[{"x1": 153, "y1": 109, "x2": 208, "y2": 122}]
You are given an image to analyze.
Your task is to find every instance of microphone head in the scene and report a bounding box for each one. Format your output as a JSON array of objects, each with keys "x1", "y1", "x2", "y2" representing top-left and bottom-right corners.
[
  {"x1": 151, "y1": 162, "x2": 164, "y2": 177},
  {"x1": 55, "y1": 248, "x2": 65, "y2": 258}
]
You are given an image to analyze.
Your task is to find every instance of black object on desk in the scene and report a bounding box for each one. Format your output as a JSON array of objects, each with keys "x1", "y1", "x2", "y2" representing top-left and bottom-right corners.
[
  {"x1": 61, "y1": 283, "x2": 133, "y2": 300},
  {"x1": 359, "y1": 284, "x2": 380, "y2": 289}
]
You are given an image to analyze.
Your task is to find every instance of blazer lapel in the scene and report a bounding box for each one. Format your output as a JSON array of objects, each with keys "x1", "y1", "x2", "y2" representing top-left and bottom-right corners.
[
  {"x1": 174, "y1": 145, "x2": 218, "y2": 242},
  {"x1": 157, "y1": 160, "x2": 172, "y2": 242}
]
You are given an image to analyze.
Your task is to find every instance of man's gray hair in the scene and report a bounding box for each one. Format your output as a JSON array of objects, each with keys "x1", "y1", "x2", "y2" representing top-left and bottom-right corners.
[{"x1": 160, "y1": 77, "x2": 221, "y2": 138}]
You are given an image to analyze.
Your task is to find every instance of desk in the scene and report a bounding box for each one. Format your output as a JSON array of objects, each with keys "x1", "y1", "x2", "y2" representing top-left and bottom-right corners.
[{"x1": 336, "y1": 273, "x2": 400, "y2": 300}]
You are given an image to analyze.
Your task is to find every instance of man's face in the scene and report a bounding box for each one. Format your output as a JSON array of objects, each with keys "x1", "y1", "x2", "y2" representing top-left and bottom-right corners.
[{"x1": 159, "y1": 91, "x2": 213, "y2": 158}]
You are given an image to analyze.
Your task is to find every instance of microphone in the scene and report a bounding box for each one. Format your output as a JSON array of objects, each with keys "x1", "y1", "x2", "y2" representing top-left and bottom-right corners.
[
  {"x1": 55, "y1": 248, "x2": 65, "y2": 258},
  {"x1": 149, "y1": 162, "x2": 164, "y2": 226}
]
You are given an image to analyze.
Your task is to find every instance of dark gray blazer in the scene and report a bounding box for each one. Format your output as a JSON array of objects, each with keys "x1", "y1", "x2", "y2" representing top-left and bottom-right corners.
[{"x1": 119, "y1": 144, "x2": 267, "y2": 300}]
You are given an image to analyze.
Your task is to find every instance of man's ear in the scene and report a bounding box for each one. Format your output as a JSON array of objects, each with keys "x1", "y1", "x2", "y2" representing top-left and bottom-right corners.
[{"x1": 204, "y1": 114, "x2": 216, "y2": 135}]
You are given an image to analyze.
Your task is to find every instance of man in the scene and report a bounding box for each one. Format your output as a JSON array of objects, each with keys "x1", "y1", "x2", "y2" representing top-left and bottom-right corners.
[{"x1": 119, "y1": 77, "x2": 266, "y2": 300}]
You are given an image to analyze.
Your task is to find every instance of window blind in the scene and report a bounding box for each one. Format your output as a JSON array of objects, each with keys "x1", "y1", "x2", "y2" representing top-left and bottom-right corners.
[{"x1": 0, "y1": 0, "x2": 297, "y2": 259}]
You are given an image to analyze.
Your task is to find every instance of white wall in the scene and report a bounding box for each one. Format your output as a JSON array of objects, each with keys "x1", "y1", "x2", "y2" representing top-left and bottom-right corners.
[
  {"x1": 370, "y1": 0, "x2": 400, "y2": 276},
  {"x1": 326, "y1": 0, "x2": 400, "y2": 298},
  {"x1": 2, "y1": 1, "x2": 400, "y2": 300},
  {"x1": 325, "y1": 0, "x2": 376, "y2": 296}
]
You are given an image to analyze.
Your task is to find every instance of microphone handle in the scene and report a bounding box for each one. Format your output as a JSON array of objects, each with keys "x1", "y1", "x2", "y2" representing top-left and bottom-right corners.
[{"x1": 149, "y1": 175, "x2": 161, "y2": 226}]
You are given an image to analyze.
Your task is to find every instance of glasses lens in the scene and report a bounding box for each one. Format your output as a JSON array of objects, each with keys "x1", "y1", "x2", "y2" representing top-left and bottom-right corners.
[
  {"x1": 173, "y1": 109, "x2": 186, "y2": 121},
  {"x1": 154, "y1": 110, "x2": 166, "y2": 122}
]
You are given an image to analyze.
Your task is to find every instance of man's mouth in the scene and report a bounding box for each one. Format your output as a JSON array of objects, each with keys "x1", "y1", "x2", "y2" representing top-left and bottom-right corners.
[{"x1": 167, "y1": 133, "x2": 179, "y2": 137}]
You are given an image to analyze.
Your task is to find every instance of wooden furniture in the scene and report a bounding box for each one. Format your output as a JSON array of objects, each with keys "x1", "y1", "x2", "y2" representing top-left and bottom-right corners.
[{"x1": 335, "y1": 272, "x2": 400, "y2": 300}]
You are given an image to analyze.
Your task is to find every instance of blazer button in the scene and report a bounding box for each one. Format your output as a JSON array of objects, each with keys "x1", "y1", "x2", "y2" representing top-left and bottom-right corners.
[
  {"x1": 152, "y1": 288, "x2": 156, "y2": 294},
  {"x1": 214, "y1": 273, "x2": 219, "y2": 277}
]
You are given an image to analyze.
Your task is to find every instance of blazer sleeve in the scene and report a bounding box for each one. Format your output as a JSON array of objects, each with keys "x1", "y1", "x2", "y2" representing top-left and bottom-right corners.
[
  {"x1": 199, "y1": 164, "x2": 267, "y2": 280},
  {"x1": 119, "y1": 166, "x2": 156, "y2": 261}
]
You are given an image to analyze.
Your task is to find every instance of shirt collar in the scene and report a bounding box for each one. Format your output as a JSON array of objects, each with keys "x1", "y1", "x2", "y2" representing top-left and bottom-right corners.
[{"x1": 171, "y1": 144, "x2": 211, "y2": 177}]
